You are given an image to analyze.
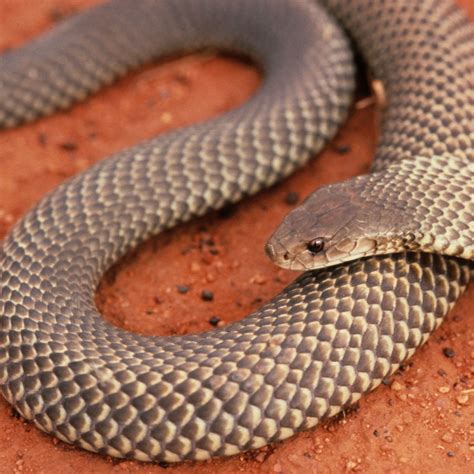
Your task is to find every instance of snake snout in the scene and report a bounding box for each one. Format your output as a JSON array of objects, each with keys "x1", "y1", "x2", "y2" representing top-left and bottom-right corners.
[
  {"x1": 265, "y1": 242, "x2": 277, "y2": 259},
  {"x1": 265, "y1": 239, "x2": 291, "y2": 263}
]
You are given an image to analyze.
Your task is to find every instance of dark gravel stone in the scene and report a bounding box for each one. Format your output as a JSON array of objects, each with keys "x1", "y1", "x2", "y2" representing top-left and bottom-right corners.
[
  {"x1": 209, "y1": 316, "x2": 221, "y2": 327},
  {"x1": 442, "y1": 347, "x2": 455, "y2": 358},
  {"x1": 284, "y1": 191, "x2": 299, "y2": 205},
  {"x1": 335, "y1": 144, "x2": 351, "y2": 154},
  {"x1": 59, "y1": 141, "x2": 78, "y2": 151},
  {"x1": 201, "y1": 290, "x2": 214, "y2": 301}
]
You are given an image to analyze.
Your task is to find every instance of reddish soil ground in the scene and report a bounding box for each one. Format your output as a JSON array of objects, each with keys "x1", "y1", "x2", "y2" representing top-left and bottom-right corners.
[{"x1": 0, "y1": 1, "x2": 473, "y2": 473}]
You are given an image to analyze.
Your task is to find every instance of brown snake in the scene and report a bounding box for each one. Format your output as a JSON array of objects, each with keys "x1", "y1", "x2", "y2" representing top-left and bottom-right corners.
[{"x1": 0, "y1": 0, "x2": 473, "y2": 463}]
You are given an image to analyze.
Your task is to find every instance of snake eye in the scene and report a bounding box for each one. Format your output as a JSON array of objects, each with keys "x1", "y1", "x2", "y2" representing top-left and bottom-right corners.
[{"x1": 306, "y1": 237, "x2": 324, "y2": 254}]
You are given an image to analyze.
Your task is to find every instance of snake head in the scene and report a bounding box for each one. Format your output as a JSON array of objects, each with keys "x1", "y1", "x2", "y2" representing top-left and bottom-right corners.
[{"x1": 265, "y1": 176, "x2": 392, "y2": 271}]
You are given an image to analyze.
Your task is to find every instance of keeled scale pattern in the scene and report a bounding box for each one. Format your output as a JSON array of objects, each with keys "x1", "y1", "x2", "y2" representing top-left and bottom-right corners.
[{"x1": 0, "y1": 0, "x2": 473, "y2": 463}]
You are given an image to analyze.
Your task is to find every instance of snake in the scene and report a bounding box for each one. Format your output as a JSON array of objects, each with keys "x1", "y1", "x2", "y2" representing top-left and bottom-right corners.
[{"x1": 0, "y1": 0, "x2": 473, "y2": 465}]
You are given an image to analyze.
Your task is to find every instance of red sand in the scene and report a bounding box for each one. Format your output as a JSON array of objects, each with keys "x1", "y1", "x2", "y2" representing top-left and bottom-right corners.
[{"x1": 0, "y1": 1, "x2": 473, "y2": 472}]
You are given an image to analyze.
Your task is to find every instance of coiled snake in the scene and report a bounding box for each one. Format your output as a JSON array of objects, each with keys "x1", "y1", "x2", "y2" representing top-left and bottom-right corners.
[{"x1": 0, "y1": 0, "x2": 473, "y2": 464}]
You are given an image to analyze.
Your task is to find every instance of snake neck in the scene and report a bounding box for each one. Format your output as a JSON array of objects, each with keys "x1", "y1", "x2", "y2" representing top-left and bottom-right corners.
[{"x1": 369, "y1": 155, "x2": 474, "y2": 259}]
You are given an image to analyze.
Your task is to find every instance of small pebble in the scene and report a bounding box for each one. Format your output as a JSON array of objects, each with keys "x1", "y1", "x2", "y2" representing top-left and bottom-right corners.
[
  {"x1": 438, "y1": 368, "x2": 447, "y2": 377},
  {"x1": 206, "y1": 272, "x2": 216, "y2": 282},
  {"x1": 439, "y1": 386, "x2": 450, "y2": 394},
  {"x1": 346, "y1": 461, "x2": 358, "y2": 470},
  {"x1": 160, "y1": 112, "x2": 173, "y2": 124},
  {"x1": 443, "y1": 347, "x2": 455, "y2": 358},
  {"x1": 456, "y1": 394, "x2": 469, "y2": 405},
  {"x1": 441, "y1": 432, "x2": 454, "y2": 443},
  {"x1": 176, "y1": 285, "x2": 189, "y2": 294},
  {"x1": 209, "y1": 316, "x2": 221, "y2": 327},
  {"x1": 201, "y1": 290, "x2": 214, "y2": 301},
  {"x1": 38, "y1": 132, "x2": 48, "y2": 146},
  {"x1": 284, "y1": 191, "x2": 299, "y2": 205},
  {"x1": 391, "y1": 381, "x2": 404, "y2": 391},
  {"x1": 447, "y1": 451, "x2": 455, "y2": 457},
  {"x1": 335, "y1": 144, "x2": 351, "y2": 154},
  {"x1": 59, "y1": 141, "x2": 78, "y2": 152},
  {"x1": 251, "y1": 274, "x2": 267, "y2": 285}
]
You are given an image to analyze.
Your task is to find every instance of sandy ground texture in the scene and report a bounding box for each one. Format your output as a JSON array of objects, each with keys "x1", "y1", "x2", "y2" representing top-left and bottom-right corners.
[{"x1": 0, "y1": 1, "x2": 473, "y2": 473}]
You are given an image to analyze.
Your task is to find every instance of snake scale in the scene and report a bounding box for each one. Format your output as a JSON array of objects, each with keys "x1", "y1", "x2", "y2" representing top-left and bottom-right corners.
[{"x1": 0, "y1": 0, "x2": 473, "y2": 464}]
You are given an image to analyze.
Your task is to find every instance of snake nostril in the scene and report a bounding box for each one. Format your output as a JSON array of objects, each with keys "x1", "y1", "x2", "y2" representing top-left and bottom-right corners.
[{"x1": 283, "y1": 252, "x2": 290, "y2": 260}]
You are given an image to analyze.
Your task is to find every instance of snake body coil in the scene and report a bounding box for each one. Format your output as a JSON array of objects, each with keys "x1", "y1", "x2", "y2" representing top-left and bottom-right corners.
[{"x1": 0, "y1": 0, "x2": 473, "y2": 463}]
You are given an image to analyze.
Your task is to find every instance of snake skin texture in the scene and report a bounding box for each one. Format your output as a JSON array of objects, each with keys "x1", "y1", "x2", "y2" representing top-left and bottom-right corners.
[
  {"x1": 267, "y1": 0, "x2": 474, "y2": 270},
  {"x1": 267, "y1": 154, "x2": 473, "y2": 270},
  {"x1": 0, "y1": 0, "x2": 473, "y2": 464}
]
